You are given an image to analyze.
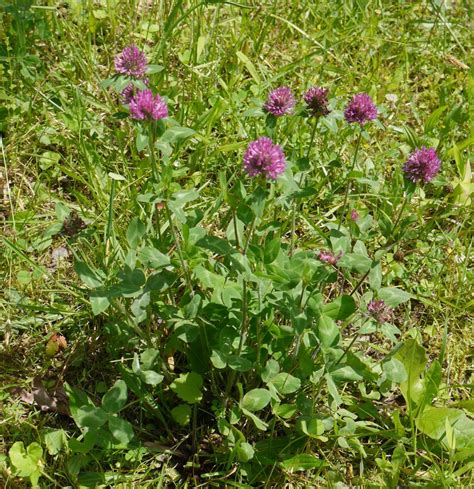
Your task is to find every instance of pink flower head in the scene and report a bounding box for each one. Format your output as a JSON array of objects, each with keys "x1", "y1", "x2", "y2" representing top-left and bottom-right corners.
[
  {"x1": 403, "y1": 147, "x2": 441, "y2": 184},
  {"x1": 263, "y1": 87, "x2": 295, "y2": 117},
  {"x1": 350, "y1": 209, "x2": 359, "y2": 221},
  {"x1": 115, "y1": 45, "x2": 148, "y2": 78},
  {"x1": 243, "y1": 137, "x2": 286, "y2": 180},
  {"x1": 121, "y1": 78, "x2": 149, "y2": 104},
  {"x1": 304, "y1": 86, "x2": 330, "y2": 117},
  {"x1": 367, "y1": 299, "x2": 393, "y2": 324},
  {"x1": 344, "y1": 93, "x2": 377, "y2": 125},
  {"x1": 129, "y1": 90, "x2": 168, "y2": 121},
  {"x1": 318, "y1": 250, "x2": 343, "y2": 266}
]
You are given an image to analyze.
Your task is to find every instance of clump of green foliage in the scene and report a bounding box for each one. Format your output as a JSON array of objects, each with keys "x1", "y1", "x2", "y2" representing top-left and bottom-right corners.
[{"x1": 1, "y1": 1, "x2": 472, "y2": 487}]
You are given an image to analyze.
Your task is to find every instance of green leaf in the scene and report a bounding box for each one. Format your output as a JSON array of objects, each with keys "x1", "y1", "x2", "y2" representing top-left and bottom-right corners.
[
  {"x1": 296, "y1": 416, "x2": 325, "y2": 438},
  {"x1": 74, "y1": 406, "x2": 108, "y2": 429},
  {"x1": 140, "y1": 348, "x2": 160, "y2": 369},
  {"x1": 280, "y1": 454, "x2": 324, "y2": 471},
  {"x1": 263, "y1": 236, "x2": 281, "y2": 264},
  {"x1": 108, "y1": 415, "x2": 134, "y2": 445},
  {"x1": 132, "y1": 353, "x2": 141, "y2": 374},
  {"x1": 171, "y1": 404, "x2": 192, "y2": 425},
  {"x1": 146, "y1": 64, "x2": 165, "y2": 74},
  {"x1": 102, "y1": 380, "x2": 128, "y2": 413},
  {"x1": 70, "y1": 432, "x2": 98, "y2": 454},
  {"x1": 171, "y1": 189, "x2": 200, "y2": 206},
  {"x1": 382, "y1": 357, "x2": 408, "y2": 383},
  {"x1": 322, "y1": 295, "x2": 356, "y2": 320},
  {"x1": 136, "y1": 132, "x2": 148, "y2": 152},
  {"x1": 273, "y1": 403, "x2": 297, "y2": 419},
  {"x1": 117, "y1": 268, "x2": 146, "y2": 296},
  {"x1": 326, "y1": 373, "x2": 342, "y2": 405},
  {"x1": 63, "y1": 383, "x2": 94, "y2": 418},
  {"x1": 170, "y1": 372, "x2": 203, "y2": 404},
  {"x1": 196, "y1": 235, "x2": 235, "y2": 255},
  {"x1": 269, "y1": 373, "x2": 301, "y2": 395},
  {"x1": 126, "y1": 218, "x2": 146, "y2": 249},
  {"x1": 140, "y1": 370, "x2": 164, "y2": 385},
  {"x1": 9, "y1": 442, "x2": 43, "y2": 477},
  {"x1": 236, "y1": 51, "x2": 261, "y2": 84},
  {"x1": 75, "y1": 261, "x2": 103, "y2": 288},
  {"x1": 130, "y1": 292, "x2": 150, "y2": 324},
  {"x1": 174, "y1": 322, "x2": 200, "y2": 343},
  {"x1": 168, "y1": 189, "x2": 200, "y2": 223},
  {"x1": 425, "y1": 105, "x2": 447, "y2": 134},
  {"x1": 210, "y1": 349, "x2": 227, "y2": 369},
  {"x1": 160, "y1": 126, "x2": 195, "y2": 144},
  {"x1": 416, "y1": 406, "x2": 474, "y2": 450},
  {"x1": 402, "y1": 125, "x2": 421, "y2": 149},
  {"x1": 43, "y1": 429, "x2": 67, "y2": 455},
  {"x1": 93, "y1": 8, "x2": 107, "y2": 19},
  {"x1": 394, "y1": 339, "x2": 426, "y2": 406},
  {"x1": 368, "y1": 261, "x2": 382, "y2": 290},
  {"x1": 227, "y1": 355, "x2": 253, "y2": 372},
  {"x1": 193, "y1": 265, "x2": 225, "y2": 290},
  {"x1": 108, "y1": 172, "x2": 126, "y2": 181},
  {"x1": 378, "y1": 287, "x2": 411, "y2": 307},
  {"x1": 453, "y1": 400, "x2": 474, "y2": 414},
  {"x1": 417, "y1": 360, "x2": 442, "y2": 415},
  {"x1": 317, "y1": 315, "x2": 340, "y2": 348},
  {"x1": 241, "y1": 388, "x2": 272, "y2": 412},
  {"x1": 235, "y1": 442, "x2": 255, "y2": 462},
  {"x1": 337, "y1": 253, "x2": 372, "y2": 273},
  {"x1": 146, "y1": 269, "x2": 177, "y2": 291},
  {"x1": 261, "y1": 359, "x2": 280, "y2": 382},
  {"x1": 90, "y1": 294, "x2": 110, "y2": 315},
  {"x1": 39, "y1": 151, "x2": 60, "y2": 170},
  {"x1": 241, "y1": 408, "x2": 268, "y2": 431}
]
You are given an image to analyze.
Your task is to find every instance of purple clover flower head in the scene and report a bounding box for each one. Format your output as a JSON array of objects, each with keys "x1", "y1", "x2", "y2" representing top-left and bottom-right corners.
[
  {"x1": 350, "y1": 209, "x2": 359, "y2": 221},
  {"x1": 115, "y1": 45, "x2": 148, "y2": 78},
  {"x1": 121, "y1": 78, "x2": 149, "y2": 104},
  {"x1": 122, "y1": 84, "x2": 135, "y2": 104},
  {"x1": 243, "y1": 137, "x2": 286, "y2": 180},
  {"x1": 129, "y1": 90, "x2": 168, "y2": 121},
  {"x1": 367, "y1": 299, "x2": 393, "y2": 324},
  {"x1": 304, "y1": 86, "x2": 330, "y2": 117},
  {"x1": 263, "y1": 87, "x2": 295, "y2": 117},
  {"x1": 403, "y1": 147, "x2": 441, "y2": 184},
  {"x1": 344, "y1": 93, "x2": 378, "y2": 125},
  {"x1": 318, "y1": 250, "x2": 343, "y2": 266}
]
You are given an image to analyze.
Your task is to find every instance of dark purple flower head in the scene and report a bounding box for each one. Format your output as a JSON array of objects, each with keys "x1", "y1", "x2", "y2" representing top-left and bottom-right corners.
[
  {"x1": 263, "y1": 87, "x2": 295, "y2": 117},
  {"x1": 344, "y1": 93, "x2": 378, "y2": 125},
  {"x1": 403, "y1": 147, "x2": 441, "y2": 184},
  {"x1": 367, "y1": 299, "x2": 393, "y2": 324},
  {"x1": 121, "y1": 79, "x2": 149, "y2": 104},
  {"x1": 129, "y1": 90, "x2": 168, "y2": 121},
  {"x1": 318, "y1": 250, "x2": 343, "y2": 266},
  {"x1": 243, "y1": 137, "x2": 286, "y2": 180},
  {"x1": 115, "y1": 45, "x2": 148, "y2": 78},
  {"x1": 304, "y1": 86, "x2": 330, "y2": 117}
]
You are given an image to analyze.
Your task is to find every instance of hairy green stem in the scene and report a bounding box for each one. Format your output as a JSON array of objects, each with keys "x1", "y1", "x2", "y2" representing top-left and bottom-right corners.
[
  {"x1": 338, "y1": 128, "x2": 363, "y2": 231},
  {"x1": 165, "y1": 204, "x2": 194, "y2": 296},
  {"x1": 350, "y1": 192, "x2": 411, "y2": 296},
  {"x1": 105, "y1": 178, "x2": 116, "y2": 263},
  {"x1": 148, "y1": 124, "x2": 159, "y2": 183},
  {"x1": 391, "y1": 194, "x2": 408, "y2": 239},
  {"x1": 224, "y1": 279, "x2": 248, "y2": 400},
  {"x1": 232, "y1": 208, "x2": 240, "y2": 250},
  {"x1": 290, "y1": 117, "x2": 319, "y2": 256},
  {"x1": 225, "y1": 211, "x2": 257, "y2": 400}
]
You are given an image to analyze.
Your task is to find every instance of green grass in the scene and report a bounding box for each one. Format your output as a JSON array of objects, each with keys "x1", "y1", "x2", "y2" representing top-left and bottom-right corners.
[{"x1": 1, "y1": 0, "x2": 473, "y2": 487}]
